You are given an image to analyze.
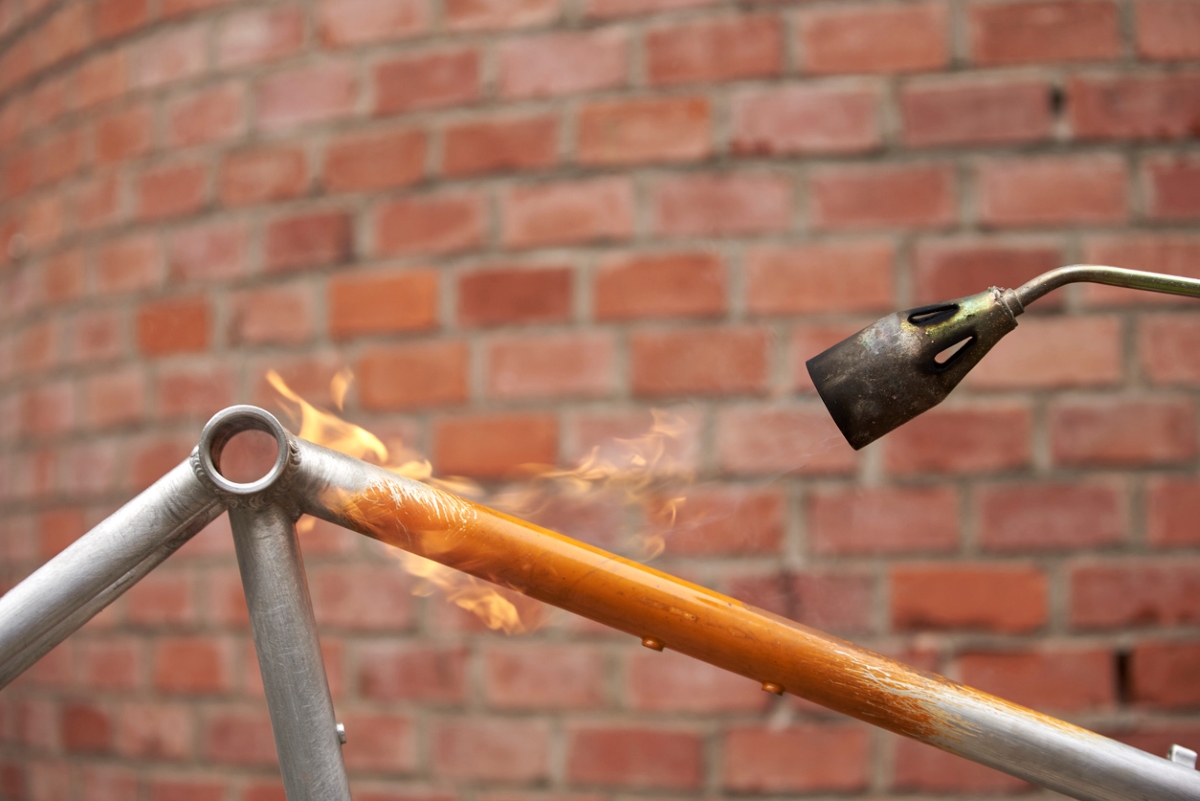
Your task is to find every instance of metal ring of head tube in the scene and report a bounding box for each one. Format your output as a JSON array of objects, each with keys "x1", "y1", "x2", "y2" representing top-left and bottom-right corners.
[{"x1": 197, "y1": 406, "x2": 291, "y2": 496}]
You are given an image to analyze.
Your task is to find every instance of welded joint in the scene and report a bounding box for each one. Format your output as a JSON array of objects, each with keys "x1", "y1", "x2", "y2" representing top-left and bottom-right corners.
[{"x1": 190, "y1": 405, "x2": 303, "y2": 515}]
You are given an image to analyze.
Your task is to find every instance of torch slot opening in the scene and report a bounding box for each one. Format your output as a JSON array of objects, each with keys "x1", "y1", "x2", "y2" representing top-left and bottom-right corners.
[
  {"x1": 908, "y1": 304, "x2": 959, "y2": 327},
  {"x1": 198, "y1": 406, "x2": 291, "y2": 496},
  {"x1": 932, "y1": 335, "x2": 975, "y2": 370}
]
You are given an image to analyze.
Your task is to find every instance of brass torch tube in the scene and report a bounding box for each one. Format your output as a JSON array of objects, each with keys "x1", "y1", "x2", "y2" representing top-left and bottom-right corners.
[{"x1": 292, "y1": 439, "x2": 1200, "y2": 801}]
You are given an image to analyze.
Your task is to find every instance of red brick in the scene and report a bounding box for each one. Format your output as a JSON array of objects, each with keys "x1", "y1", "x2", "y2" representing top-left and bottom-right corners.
[
  {"x1": 979, "y1": 155, "x2": 1127, "y2": 226},
  {"x1": 1082, "y1": 235, "x2": 1200, "y2": 306},
  {"x1": 136, "y1": 162, "x2": 206, "y2": 220},
  {"x1": 627, "y1": 648, "x2": 766, "y2": 712},
  {"x1": 502, "y1": 178, "x2": 633, "y2": 248},
  {"x1": 167, "y1": 83, "x2": 245, "y2": 147},
  {"x1": 14, "y1": 321, "x2": 55, "y2": 375},
  {"x1": 884, "y1": 402, "x2": 1033, "y2": 475},
  {"x1": 309, "y1": 565, "x2": 415, "y2": 630},
  {"x1": 913, "y1": 240, "x2": 1062, "y2": 304},
  {"x1": 29, "y1": 76, "x2": 68, "y2": 129},
  {"x1": 631, "y1": 327, "x2": 768, "y2": 397},
  {"x1": 229, "y1": 286, "x2": 313, "y2": 346},
  {"x1": 567, "y1": 407, "x2": 702, "y2": 478},
  {"x1": 94, "y1": 105, "x2": 152, "y2": 165},
  {"x1": 266, "y1": 211, "x2": 353, "y2": 270},
  {"x1": 1137, "y1": 0, "x2": 1200, "y2": 60},
  {"x1": 717, "y1": 406, "x2": 857, "y2": 475},
  {"x1": 152, "y1": 637, "x2": 230, "y2": 694},
  {"x1": 487, "y1": 333, "x2": 614, "y2": 399},
  {"x1": 67, "y1": 309, "x2": 123, "y2": 364},
  {"x1": 168, "y1": 222, "x2": 248, "y2": 283},
  {"x1": 62, "y1": 702, "x2": 111, "y2": 754},
  {"x1": 339, "y1": 713, "x2": 417, "y2": 772},
  {"x1": 42, "y1": 248, "x2": 86, "y2": 302},
  {"x1": 578, "y1": 96, "x2": 710, "y2": 166},
  {"x1": 646, "y1": 15, "x2": 781, "y2": 85},
  {"x1": 1140, "y1": 314, "x2": 1200, "y2": 384},
  {"x1": 162, "y1": 0, "x2": 235, "y2": 17},
  {"x1": 810, "y1": 486, "x2": 958, "y2": 556},
  {"x1": 723, "y1": 725, "x2": 869, "y2": 792},
  {"x1": 650, "y1": 486, "x2": 782, "y2": 556},
  {"x1": 257, "y1": 63, "x2": 357, "y2": 132},
  {"x1": 903, "y1": 78, "x2": 1052, "y2": 146},
  {"x1": 434, "y1": 719, "x2": 550, "y2": 781},
  {"x1": 1131, "y1": 641, "x2": 1200, "y2": 708},
  {"x1": 375, "y1": 49, "x2": 479, "y2": 114},
  {"x1": 74, "y1": 51, "x2": 128, "y2": 110},
  {"x1": 434, "y1": 414, "x2": 558, "y2": 477},
  {"x1": 42, "y1": 4, "x2": 92, "y2": 67},
  {"x1": 357, "y1": 341, "x2": 468, "y2": 410},
  {"x1": 445, "y1": 0, "x2": 558, "y2": 30},
  {"x1": 1071, "y1": 562, "x2": 1200, "y2": 628},
  {"x1": 893, "y1": 738, "x2": 1030, "y2": 793},
  {"x1": 150, "y1": 779, "x2": 225, "y2": 801},
  {"x1": 979, "y1": 481, "x2": 1125, "y2": 553},
  {"x1": 217, "y1": 5, "x2": 303, "y2": 67},
  {"x1": 126, "y1": 571, "x2": 193, "y2": 626},
  {"x1": 359, "y1": 644, "x2": 468, "y2": 702},
  {"x1": 156, "y1": 363, "x2": 236, "y2": 420},
  {"x1": 318, "y1": 0, "x2": 429, "y2": 45},
  {"x1": 1145, "y1": 155, "x2": 1200, "y2": 220},
  {"x1": 376, "y1": 192, "x2": 486, "y2": 255},
  {"x1": 329, "y1": 269, "x2": 438, "y2": 339},
  {"x1": 1146, "y1": 478, "x2": 1200, "y2": 553},
  {"x1": 128, "y1": 434, "x2": 195, "y2": 491},
  {"x1": 498, "y1": 30, "x2": 627, "y2": 99},
  {"x1": 891, "y1": 564, "x2": 1048, "y2": 632},
  {"x1": 586, "y1": 0, "x2": 714, "y2": 16},
  {"x1": 733, "y1": 85, "x2": 880, "y2": 156},
  {"x1": 73, "y1": 173, "x2": 122, "y2": 231},
  {"x1": 1050, "y1": 399, "x2": 1197, "y2": 466},
  {"x1": 38, "y1": 508, "x2": 84, "y2": 558},
  {"x1": 1070, "y1": 74, "x2": 1200, "y2": 141},
  {"x1": 84, "y1": 368, "x2": 146, "y2": 429},
  {"x1": 202, "y1": 709, "x2": 276, "y2": 766},
  {"x1": 798, "y1": 3, "x2": 948, "y2": 74},
  {"x1": 133, "y1": 25, "x2": 206, "y2": 89},
  {"x1": 483, "y1": 645, "x2": 604, "y2": 709},
  {"x1": 968, "y1": 315, "x2": 1124, "y2": 389},
  {"x1": 18, "y1": 196, "x2": 66, "y2": 251},
  {"x1": 80, "y1": 766, "x2": 138, "y2": 801},
  {"x1": 219, "y1": 146, "x2": 306, "y2": 206},
  {"x1": 969, "y1": 0, "x2": 1120, "y2": 65},
  {"x1": 443, "y1": 115, "x2": 557, "y2": 177},
  {"x1": 324, "y1": 128, "x2": 425, "y2": 192},
  {"x1": 653, "y1": 172, "x2": 792, "y2": 236},
  {"x1": 810, "y1": 163, "x2": 955, "y2": 229},
  {"x1": 95, "y1": 0, "x2": 148, "y2": 39},
  {"x1": 594, "y1": 251, "x2": 724, "y2": 321},
  {"x1": 745, "y1": 241, "x2": 893, "y2": 315},
  {"x1": 568, "y1": 727, "x2": 702, "y2": 789},
  {"x1": 136, "y1": 296, "x2": 210, "y2": 356},
  {"x1": 793, "y1": 572, "x2": 874, "y2": 633}
]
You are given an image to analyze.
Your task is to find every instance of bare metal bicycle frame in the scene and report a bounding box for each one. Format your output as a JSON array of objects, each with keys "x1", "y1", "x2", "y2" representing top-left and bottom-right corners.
[{"x1": 2, "y1": 266, "x2": 1200, "y2": 801}]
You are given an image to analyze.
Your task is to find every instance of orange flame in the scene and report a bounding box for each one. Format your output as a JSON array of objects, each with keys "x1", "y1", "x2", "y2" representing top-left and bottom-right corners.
[{"x1": 267, "y1": 370, "x2": 693, "y2": 632}]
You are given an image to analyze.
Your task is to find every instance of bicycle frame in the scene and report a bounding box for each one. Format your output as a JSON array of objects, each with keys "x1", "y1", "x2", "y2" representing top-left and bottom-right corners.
[{"x1": 3, "y1": 268, "x2": 1200, "y2": 801}]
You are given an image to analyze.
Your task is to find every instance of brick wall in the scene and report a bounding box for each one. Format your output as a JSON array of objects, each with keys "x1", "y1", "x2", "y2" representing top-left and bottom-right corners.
[{"x1": 1, "y1": 0, "x2": 1199, "y2": 798}]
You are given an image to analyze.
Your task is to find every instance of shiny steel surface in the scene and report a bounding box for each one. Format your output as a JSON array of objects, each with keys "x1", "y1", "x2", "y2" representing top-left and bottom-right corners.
[
  {"x1": 1016, "y1": 264, "x2": 1200, "y2": 306},
  {"x1": 293, "y1": 438, "x2": 1200, "y2": 801},
  {"x1": 0, "y1": 456, "x2": 222, "y2": 689}
]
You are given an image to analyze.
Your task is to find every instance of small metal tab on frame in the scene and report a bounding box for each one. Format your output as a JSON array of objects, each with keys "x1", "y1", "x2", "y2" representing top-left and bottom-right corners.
[{"x1": 1169, "y1": 744, "x2": 1197, "y2": 770}]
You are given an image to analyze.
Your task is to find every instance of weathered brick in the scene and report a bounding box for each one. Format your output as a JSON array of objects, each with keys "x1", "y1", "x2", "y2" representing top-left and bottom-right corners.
[
  {"x1": 167, "y1": 83, "x2": 245, "y2": 147},
  {"x1": 318, "y1": 0, "x2": 429, "y2": 46},
  {"x1": 903, "y1": 78, "x2": 1052, "y2": 146},
  {"x1": 458, "y1": 265, "x2": 572, "y2": 327},
  {"x1": 810, "y1": 486, "x2": 958, "y2": 556},
  {"x1": 484, "y1": 645, "x2": 604, "y2": 709},
  {"x1": 443, "y1": 114, "x2": 557, "y2": 177},
  {"x1": 328, "y1": 268, "x2": 438, "y2": 339},
  {"x1": 1071, "y1": 562, "x2": 1200, "y2": 629},
  {"x1": 256, "y1": 63, "x2": 357, "y2": 132},
  {"x1": 309, "y1": 564, "x2": 416, "y2": 630},
  {"x1": 969, "y1": 0, "x2": 1120, "y2": 65},
  {"x1": 648, "y1": 485, "x2": 783, "y2": 556},
  {"x1": 375, "y1": 49, "x2": 479, "y2": 114},
  {"x1": 266, "y1": 211, "x2": 352, "y2": 270},
  {"x1": 798, "y1": 3, "x2": 948, "y2": 74},
  {"x1": 356, "y1": 341, "x2": 469, "y2": 410},
  {"x1": 168, "y1": 222, "x2": 247, "y2": 283},
  {"x1": 1070, "y1": 74, "x2": 1200, "y2": 141},
  {"x1": 498, "y1": 30, "x2": 626, "y2": 98},
  {"x1": 1145, "y1": 155, "x2": 1200, "y2": 220},
  {"x1": 1051, "y1": 399, "x2": 1197, "y2": 466},
  {"x1": 136, "y1": 296, "x2": 210, "y2": 356},
  {"x1": 967, "y1": 315, "x2": 1124, "y2": 389},
  {"x1": 219, "y1": 145, "x2": 307, "y2": 206},
  {"x1": 445, "y1": 0, "x2": 558, "y2": 30},
  {"x1": 746, "y1": 241, "x2": 893, "y2": 315},
  {"x1": 979, "y1": 155, "x2": 1127, "y2": 226},
  {"x1": 434, "y1": 720, "x2": 550, "y2": 781},
  {"x1": 891, "y1": 564, "x2": 1047, "y2": 632},
  {"x1": 324, "y1": 128, "x2": 426, "y2": 192},
  {"x1": 229, "y1": 285, "x2": 313, "y2": 345},
  {"x1": 653, "y1": 172, "x2": 792, "y2": 236},
  {"x1": 1148, "y1": 477, "x2": 1200, "y2": 548},
  {"x1": 62, "y1": 702, "x2": 111, "y2": 754},
  {"x1": 502, "y1": 178, "x2": 633, "y2": 248},
  {"x1": 94, "y1": 105, "x2": 152, "y2": 165},
  {"x1": 631, "y1": 327, "x2": 768, "y2": 397},
  {"x1": 1137, "y1": 0, "x2": 1200, "y2": 60},
  {"x1": 733, "y1": 85, "x2": 880, "y2": 155},
  {"x1": 646, "y1": 15, "x2": 781, "y2": 85},
  {"x1": 434, "y1": 414, "x2": 558, "y2": 477},
  {"x1": 627, "y1": 648, "x2": 767, "y2": 712},
  {"x1": 893, "y1": 738, "x2": 1030, "y2": 793},
  {"x1": 486, "y1": 333, "x2": 614, "y2": 399},
  {"x1": 568, "y1": 727, "x2": 702, "y2": 789},
  {"x1": 577, "y1": 96, "x2": 710, "y2": 166},
  {"x1": 717, "y1": 406, "x2": 857, "y2": 475},
  {"x1": 594, "y1": 251, "x2": 725, "y2": 320},
  {"x1": 95, "y1": 0, "x2": 149, "y2": 39},
  {"x1": 884, "y1": 402, "x2": 1033, "y2": 474},
  {"x1": 979, "y1": 481, "x2": 1124, "y2": 552},
  {"x1": 132, "y1": 25, "x2": 206, "y2": 89},
  {"x1": 216, "y1": 5, "x2": 303, "y2": 67},
  {"x1": 136, "y1": 162, "x2": 206, "y2": 220},
  {"x1": 84, "y1": 367, "x2": 146, "y2": 429},
  {"x1": 723, "y1": 725, "x2": 870, "y2": 792},
  {"x1": 152, "y1": 637, "x2": 231, "y2": 694},
  {"x1": 376, "y1": 192, "x2": 486, "y2": 255},
  {"x1": 810, "y1": 163, "x2": 955, "y2": 229},
  {"x1": 359, "y1": 644, "x2": 468, "y2": 702},
  {"x1": 914, "y1": 239, "x2": 1063, "y2": 304},
  {"x1": 1131, "y1": 641, "x2": 1200, "y2": 708}
]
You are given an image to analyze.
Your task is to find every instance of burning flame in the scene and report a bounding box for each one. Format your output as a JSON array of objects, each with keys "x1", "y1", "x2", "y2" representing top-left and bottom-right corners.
[{"x1": 267, "y1": 370, "x2": 692, "y2": 633}]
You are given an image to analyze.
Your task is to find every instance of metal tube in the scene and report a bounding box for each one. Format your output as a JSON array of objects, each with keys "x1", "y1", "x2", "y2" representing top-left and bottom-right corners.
[
  {"x1": 1016, "y1": 264, "x2": 1200, "y2": 306},
  {"x1": 229, "y1": 502, "x2": 351, "y2": 801},
  {"x1": 0, "y1": 456, "x2": 222, "y2": 689},
  {"x1": 292, "y1": 439, "x2": 1200, "y2": 801}
]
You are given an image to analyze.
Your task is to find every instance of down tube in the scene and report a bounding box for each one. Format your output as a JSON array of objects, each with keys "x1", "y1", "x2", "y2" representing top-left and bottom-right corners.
[{"x1": 292, "y1": 441, "x2": 1200, "y2": 801}]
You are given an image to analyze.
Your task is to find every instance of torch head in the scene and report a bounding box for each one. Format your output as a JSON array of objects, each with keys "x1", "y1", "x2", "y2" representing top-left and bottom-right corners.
[{"x1": 806, "y1": 287, "x2": 1024, "y2": 450}]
